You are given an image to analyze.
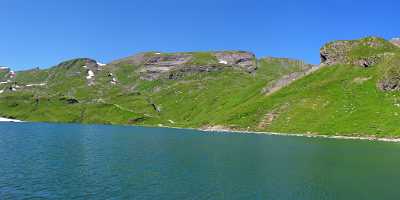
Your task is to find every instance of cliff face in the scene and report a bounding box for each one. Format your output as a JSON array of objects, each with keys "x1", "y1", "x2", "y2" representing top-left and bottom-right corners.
[
  {"x1": 320, "y1": 37, "x2": 400, "y2": 91},
  {"x1": 320, "y1": 37, "x2": 397, "y2": 67},
  {"x1": 113, "y1": 51, "x2": 256, "y2": 80}
]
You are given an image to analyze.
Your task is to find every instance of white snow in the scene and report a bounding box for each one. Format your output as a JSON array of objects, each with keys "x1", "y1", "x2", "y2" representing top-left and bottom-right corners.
[
  {"x1": 219, "y1": 60, "x2": 228, "y2": 64},
  {"x1": 0, "y1": 81, "x2": 8, "y2": 84},
  {"x1": 110, "y1": 77, "x2": 117, "y2": 84},
  {"x1": 0, "y1": 117, "x2": 23, "y2": 122},
  {"x1": 86, "y1": 70, "x2": 95, "y2": 80},
  {"x1": 82, "y1": 65, "x2": 87, "y2": 68},
  {"x1": 0, "y1": 90, "x2": 3, "y2": 94},
  {"x1": 168, "y1": 120, "x2": 175, "y2": 124},
  {"x1": 26, "y1": 83, "x2": 46, "y2": 87},
  {"x1": 97, "y1": 62, "x2": 106, "y2": 67},
  {"x1": 155, "y1": 52, "x2": 161, "y2": 55}
]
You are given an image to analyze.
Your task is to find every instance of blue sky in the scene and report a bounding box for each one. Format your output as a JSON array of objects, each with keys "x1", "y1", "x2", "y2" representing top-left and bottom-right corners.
[{"x1": 0, "y1": 0, "x2": 399, "y2": 70}]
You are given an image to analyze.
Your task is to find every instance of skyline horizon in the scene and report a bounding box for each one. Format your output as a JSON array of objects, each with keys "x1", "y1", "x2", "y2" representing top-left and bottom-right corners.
[
  {"x1": 2, "y1": 35, "x2": 399, "y2": 71},
  {"x1": 1, "y1": 0, "x2": 399, "y2": 70}
]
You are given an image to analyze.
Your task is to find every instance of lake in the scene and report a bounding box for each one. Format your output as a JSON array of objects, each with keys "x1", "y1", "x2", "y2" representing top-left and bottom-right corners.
[{"x1": 0, "y1": 122, "x2": 400, "y2": 199}]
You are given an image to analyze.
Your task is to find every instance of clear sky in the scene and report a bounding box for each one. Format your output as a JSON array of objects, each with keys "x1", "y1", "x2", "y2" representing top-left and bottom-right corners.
[{"x1": 1, "y1": 0, "x2": 399, "y2": 70}]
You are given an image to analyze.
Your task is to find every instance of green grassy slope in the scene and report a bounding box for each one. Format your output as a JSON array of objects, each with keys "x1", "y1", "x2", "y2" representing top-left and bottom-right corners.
[
  {"x1": 226, "y1": 64, "x2": 400, "y2": 137},
  {"x1": 0, "y1": 55, "x2": 309, "y2": 126},
  {"x1": 1, "y1": 37, "x2": 400, "y2": 137}
]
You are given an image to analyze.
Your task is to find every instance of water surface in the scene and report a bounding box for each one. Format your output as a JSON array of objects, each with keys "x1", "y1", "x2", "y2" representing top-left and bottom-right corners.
[{"x1": 0, "y1": 122, "x2": 399, "y2": 199}]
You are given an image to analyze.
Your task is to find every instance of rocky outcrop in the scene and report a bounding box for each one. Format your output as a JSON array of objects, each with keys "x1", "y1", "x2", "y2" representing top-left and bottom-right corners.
[
  {"x1": 377, "y1": 55, "x2": 400, "y2": 91},
  {"x1": 114, "y1": 51, "x2": 257, "y2": 80},
  {"x1": 0, "y1": 67, "x2": 10, "y2": 81},
  {"x1": 214, "y1": 51, "x2": 257, "y2": 72},
  {"x1": 320, "y1": 37, "x2": 396, "y2": 67},
  {"x1": 320, "y1": 40, "x2": 355, "y2": 65},
  {"x1": 261, "y1": 57, "x2": 319, "y2": 95},
  {"x1": 378, "y1": 79, "x2": 400, "y2": 91},
  {"x1": 140, "y1": 53, "x2": 193, "y2": 80},
  {"x1": 390, "y1": 38, "x2": 400, "y2": 47},
  {"x1": 109, "y1": 52, "x2": 148, "y2": 66},
  {"x1": 54, "y1": 58, "x2": 105, "y2": 86}
]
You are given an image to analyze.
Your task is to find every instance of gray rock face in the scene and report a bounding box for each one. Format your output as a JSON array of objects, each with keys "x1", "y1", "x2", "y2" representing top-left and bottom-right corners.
[
  {"x1": 260, "y1": 57, "x2": 319, "y2": 95},
  {"x1": 378, "y1": 79, "x2": 400, "y2": 91},
  {"x1": 320, "y1": 40, "x2": 355, "y2": 65},
  {"x1": 214, "y1": 51, "x2": 257, "y2": 72},
  {"x1": 117, "y1": 51, "x2": 257, "y2": 80},
  {"x1": 109, "y1": 53, "x2": 148, "y2": 66},
  {"x1": 140, "y1": 53, "x2": 193, "y2": 80},
  {"x1": 320, "y1": 37, "x2": 391, "y2": 67}
]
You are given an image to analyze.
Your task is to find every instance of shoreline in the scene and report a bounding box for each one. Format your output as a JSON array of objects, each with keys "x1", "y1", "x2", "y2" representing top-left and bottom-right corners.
[
  {"x1": 1, "y1": 118, "x2": 400, "y2": 142},
  {"x1": 196, "y1": 126, "x2": 400, "y2": 143}
]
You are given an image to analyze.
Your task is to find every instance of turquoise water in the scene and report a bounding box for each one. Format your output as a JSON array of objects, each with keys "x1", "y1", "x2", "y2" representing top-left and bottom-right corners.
[{"x1": 1, "y1": 123, "x2": 400, "y2": 199}]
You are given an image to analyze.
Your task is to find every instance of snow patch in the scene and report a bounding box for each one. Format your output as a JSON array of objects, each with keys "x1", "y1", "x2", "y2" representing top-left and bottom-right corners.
[
  {"x1": 219, "y1": 60, "x2": 228, "y2": 64},
  {"x1": 0, "y1": 117, "x2": 23, "y2": 122},
  {"x1": 0, "y1": 90, "x2": 3, "y2": 94},
  {"x1": 26, "y1": 83, "x2": 46, "y2": 87},
  {"x1": 0, "y1": 81, "x2": 8, "y2": 84},
  {"x1": 86, "y1": 70, "x2": 95, "y2": 80},
  {"x1": 82, "y1": 65, "x2": 87, "y2": 68},
  {"x1": 97, "y1": 62, "x2": 106, "y2": 67},
  {"x1": 168, "y1": 120, "x2": 175, "y2": 124},
  {"x1": 155, "y1": 52, "x2": 161, "y2": 55},
  {"x1": 111, "y1": 77, "x2": 117, "y2": 85}
]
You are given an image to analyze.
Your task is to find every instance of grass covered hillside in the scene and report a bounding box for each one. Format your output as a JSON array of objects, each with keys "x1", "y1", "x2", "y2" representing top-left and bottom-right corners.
[{"x1": 1, "y1": 37, "x2": 400, "y2": 137}]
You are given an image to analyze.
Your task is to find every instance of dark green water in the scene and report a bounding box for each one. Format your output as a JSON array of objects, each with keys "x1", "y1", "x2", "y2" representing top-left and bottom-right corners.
[{"x1": 1, "y1": 123, "x2": 400, "y2": 199}]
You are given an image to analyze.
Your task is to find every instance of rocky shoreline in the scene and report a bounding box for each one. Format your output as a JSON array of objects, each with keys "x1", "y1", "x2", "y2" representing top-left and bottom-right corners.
[
  {"x1": 198, "y1": 126, "x2": 400, "y2": 143},
  {"x1": 0, "y1": 118, "x2": 399, "y2": 142}
]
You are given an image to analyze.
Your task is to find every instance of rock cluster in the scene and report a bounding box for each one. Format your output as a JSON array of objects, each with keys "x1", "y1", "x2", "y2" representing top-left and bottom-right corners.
[{"x1": 378, "y1": 79, "x2": 400, "y2": 91}]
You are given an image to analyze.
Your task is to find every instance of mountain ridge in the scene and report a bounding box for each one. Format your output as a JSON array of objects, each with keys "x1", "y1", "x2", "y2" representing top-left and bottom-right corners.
[{"x1": 1, "y1": 36, "x2": 400, "y2": 137}]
